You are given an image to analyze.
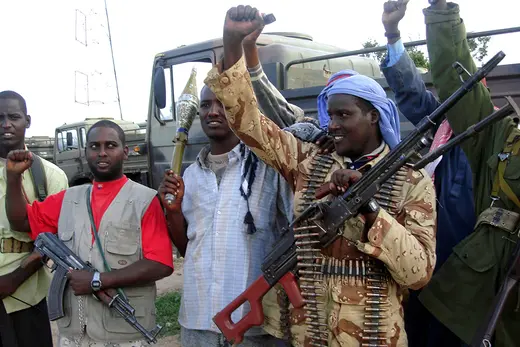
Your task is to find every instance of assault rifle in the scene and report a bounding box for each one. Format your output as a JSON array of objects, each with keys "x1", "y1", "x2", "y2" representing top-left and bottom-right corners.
[
  {"x1": 34, "y1": 232, "x2": 162, "y2": 344},
  {"x1": 212, "y1": 51, "x2": 509, "y2": 345}
]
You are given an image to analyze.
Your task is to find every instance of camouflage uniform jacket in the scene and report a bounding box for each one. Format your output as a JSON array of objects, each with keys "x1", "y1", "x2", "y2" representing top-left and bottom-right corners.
[{"x1": 205, "y1": 57, "x2": 437, "y2": 347}]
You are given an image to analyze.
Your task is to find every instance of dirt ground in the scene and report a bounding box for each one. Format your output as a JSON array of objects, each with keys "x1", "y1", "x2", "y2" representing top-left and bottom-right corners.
[{"x1": 51, "y1": 258, "x2": 184, "y2": 347}]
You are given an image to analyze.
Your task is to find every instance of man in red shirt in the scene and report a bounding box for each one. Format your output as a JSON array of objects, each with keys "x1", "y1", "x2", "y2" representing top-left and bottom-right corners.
[{"x1": 4, "y1": 120, "x2": 173, "y2": 346}]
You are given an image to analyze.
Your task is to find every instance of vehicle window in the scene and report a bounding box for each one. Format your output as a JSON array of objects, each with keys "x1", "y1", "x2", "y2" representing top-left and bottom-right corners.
[
  {"x1": 170, "y1": 61, "x2": 213, "y2": 121},
  {"x1": 157, "y1": 66, "x2": 174, "y2": 122},
  {"x1": 57, "y1": 129, "x2": 79, "y2": 152},
  {"x1": 80, "y1": 127, "x2": 87, "y2": 148},
  {"x1": 57, "y1": 132, "x2": 65, "y2": 152}
]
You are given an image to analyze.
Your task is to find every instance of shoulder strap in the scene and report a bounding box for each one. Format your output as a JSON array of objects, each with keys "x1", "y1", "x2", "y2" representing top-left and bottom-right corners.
[
  {"x1": 85, "y1": 185, "x2": 128, "y2": 301},
  {"x1": 491, "y1": 131, "x2": 520, "y2": 209},
  {"x1": 29, "y1": 154, "x2": 48, "y2": 202}
]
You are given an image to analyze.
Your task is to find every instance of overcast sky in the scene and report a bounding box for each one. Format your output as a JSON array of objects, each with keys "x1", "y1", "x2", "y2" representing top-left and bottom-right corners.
[{"x1": 1, "y1": 0, "x2": 518, "y2": 137}]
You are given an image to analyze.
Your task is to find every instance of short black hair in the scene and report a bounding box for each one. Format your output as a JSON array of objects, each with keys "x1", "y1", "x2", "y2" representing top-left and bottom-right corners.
[
  {"x1": 0, "y1": 90, "x2": 28, "y2": 115},
  {"x1": 86, "y1": 120, "x2": 126, "y2": 145}
]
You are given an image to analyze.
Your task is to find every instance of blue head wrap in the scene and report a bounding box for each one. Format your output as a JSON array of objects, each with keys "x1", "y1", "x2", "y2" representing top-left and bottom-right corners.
[
  {"x1": 317, "y1": 70, "x2": 359, "y2": 129},
  {"x1": 318, "y1": 74, "x2": 401, "y2": 149}
]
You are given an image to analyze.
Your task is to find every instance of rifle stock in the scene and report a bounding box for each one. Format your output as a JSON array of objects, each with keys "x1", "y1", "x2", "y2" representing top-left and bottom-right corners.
[
  {"x1": 212, "y1": 51, "x2": 506, "y2": 344},
  {"x1": 47, "y1": 265, "x2": 68, "y2": 321}
]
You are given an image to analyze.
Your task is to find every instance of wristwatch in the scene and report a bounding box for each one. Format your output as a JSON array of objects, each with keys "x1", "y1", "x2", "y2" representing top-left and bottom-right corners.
[{"x1": 91, "y1": 271, "x2": 102, "y2": 291}]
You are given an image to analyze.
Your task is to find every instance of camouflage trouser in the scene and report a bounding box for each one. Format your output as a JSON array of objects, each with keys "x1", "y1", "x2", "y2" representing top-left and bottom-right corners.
[
  {"x1": 58, "y1": 335, "x2": 147, "y2": 347},
  {"x1": 180, "y1": 327, "x2": 290, "y2": 347}
]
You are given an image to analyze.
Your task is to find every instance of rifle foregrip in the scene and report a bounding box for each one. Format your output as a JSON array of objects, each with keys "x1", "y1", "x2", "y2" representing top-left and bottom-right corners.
[
  {"x1": 213, "y1": 276, "x2": 272, "y2": 345},
  {"x1": 47, "y1": 266, "x2": 69, "y2": 321}
]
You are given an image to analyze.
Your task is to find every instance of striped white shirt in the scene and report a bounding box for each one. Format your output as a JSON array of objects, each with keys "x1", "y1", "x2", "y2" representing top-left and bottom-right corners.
[{"x1": 178, "y1": 144, "x2": 294, "y2": 335}]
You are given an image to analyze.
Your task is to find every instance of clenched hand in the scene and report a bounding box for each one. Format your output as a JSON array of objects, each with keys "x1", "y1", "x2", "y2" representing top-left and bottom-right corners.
[
  {"x1": 223, "y1": 5, "x2": 265, "y2": 45},
  {"x1": 329, "y1": 169, "x2": 363, "y2": 196},
  {"x1": 159, "y1": 170, "x2": 185, "y2": 212},
  {"x1": 6, "y1": 150, "x2": 33, "y2": 175},
  {"x1": 67, "y1": 270, "x2": 94, "y2": 296},
  {"x1": 382, "y1": 0, "x2": 410, "y2": 34}
]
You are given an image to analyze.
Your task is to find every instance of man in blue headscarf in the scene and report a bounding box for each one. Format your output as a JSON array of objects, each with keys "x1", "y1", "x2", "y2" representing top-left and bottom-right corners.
[
  {"x1": 203, "y1": 5, "x2": 437, "y2": 346},
  {"x1": 317, "y1": 71, "x2": 402, "y2": 150}
]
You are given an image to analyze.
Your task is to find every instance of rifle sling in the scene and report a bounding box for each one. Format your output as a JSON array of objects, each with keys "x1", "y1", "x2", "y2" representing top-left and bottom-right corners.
[
  {"x1": 491, "y1": 132, "x2": 520, "y2": 209},
  {"x1": 85, "y1": 185, "x2": 128, "y2": 302},
  {"x1": 28, "y1": 154, "x2": 48, "y2": 202}
]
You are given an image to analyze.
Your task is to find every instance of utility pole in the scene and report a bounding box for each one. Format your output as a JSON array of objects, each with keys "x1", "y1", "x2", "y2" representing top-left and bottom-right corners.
[
  {"x1": 104, "y1": 0, "x2": 123, "y2": 120},
  {"x1": 73, "y1": 0, "x2": 123, "y2": 120}
]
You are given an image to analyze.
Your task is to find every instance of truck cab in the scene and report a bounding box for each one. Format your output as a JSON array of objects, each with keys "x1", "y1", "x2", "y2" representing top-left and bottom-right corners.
[
  {"x1": 54, "y1": 117, "x2": 148, "y2": 186},
  {"x1": 146, "y1": 32, "x2": 382, "y2": 190}
]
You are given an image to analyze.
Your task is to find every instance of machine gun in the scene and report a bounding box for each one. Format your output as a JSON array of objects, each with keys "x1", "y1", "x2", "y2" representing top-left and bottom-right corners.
[
  {"x1": 212, "y1": 51, "x2": 510, "y2": 345},
  {"x1": 34, "y1": 232, "x2": 162, "y2": 344}
]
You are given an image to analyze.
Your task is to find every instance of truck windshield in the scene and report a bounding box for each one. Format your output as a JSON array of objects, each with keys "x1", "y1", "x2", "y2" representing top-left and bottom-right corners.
[{"x1": 159, "y1": 61, "x2": 213, "y2": 122}]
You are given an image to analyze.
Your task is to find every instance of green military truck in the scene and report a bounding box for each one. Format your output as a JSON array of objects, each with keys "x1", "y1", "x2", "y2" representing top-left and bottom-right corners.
[
  {"x1": 54, "y1": 117, "x2": 149, "y2": 186},
  {"x1": 143, "y1": 28, "x2": 520, "y2": 191},
  {"x1": 26, "y1": 136, "x2": 55, "y2": 163}
]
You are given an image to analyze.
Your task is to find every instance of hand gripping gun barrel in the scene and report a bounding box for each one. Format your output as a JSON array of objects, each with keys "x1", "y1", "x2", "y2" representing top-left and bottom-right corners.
[
  {"x1": 212, "y1": 51, "x2": 511, "y2": 345},
  {"x1": 34, "y1": 232, "x2": 162, "y2": 344}
]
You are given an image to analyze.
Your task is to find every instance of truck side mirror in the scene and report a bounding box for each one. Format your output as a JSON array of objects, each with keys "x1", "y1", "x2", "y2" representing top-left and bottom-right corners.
[
  {"x1": 66, "y1": 132, "x2": 73, "y2": 147},
  {"x1": 153, "y1": 67, "x2": 166, "y2": 109}
]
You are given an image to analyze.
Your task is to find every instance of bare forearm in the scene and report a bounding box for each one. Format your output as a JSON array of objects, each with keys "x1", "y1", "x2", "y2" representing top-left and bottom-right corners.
[
  {"x1": 3, "y1": 254, "x2": 44, "y2": 291},
  {"x1": 6, "y1": 173, "x2": 30, "y2": 232},
  {"x1": 243, "y1": 43, "x2": 260, "y2": 68},
  {"x1": 166, "y1": 211, "x2": 188, "y2": 257},
  {"x1": 100, "y1": 259, "x2": 172, "y2": 290},
  {"x1": 223, "y1": 34, "x2": 244, "y2": 71}
]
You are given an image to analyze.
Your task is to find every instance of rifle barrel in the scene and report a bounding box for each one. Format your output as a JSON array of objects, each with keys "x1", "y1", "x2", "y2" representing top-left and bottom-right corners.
[{"x1": 415, "y1": 99, "x2": 517, "y2": 170}]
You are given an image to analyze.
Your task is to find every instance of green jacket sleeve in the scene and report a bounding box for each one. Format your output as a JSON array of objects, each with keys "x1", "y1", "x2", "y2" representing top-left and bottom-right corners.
[{"x1": 423, "y1": 3, "x2": 499, "y2": 169}]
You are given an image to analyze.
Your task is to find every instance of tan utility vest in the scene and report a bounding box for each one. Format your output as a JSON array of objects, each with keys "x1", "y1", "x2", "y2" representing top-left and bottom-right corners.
[{"x1": 55, "y1": 180, "x2": 158, "y2": 342}]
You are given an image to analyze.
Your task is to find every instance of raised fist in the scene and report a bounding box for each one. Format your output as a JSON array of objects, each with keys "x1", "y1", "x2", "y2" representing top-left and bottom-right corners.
[
  {"x1": 6, "y1": 150, "x2": 33, "y2": 175},
  {"x1": 382, "y1": 0, "x2": 410, "y2": 33},
  {"x1": 223, "y1": 5, "x2": 264, "y2": 44}
]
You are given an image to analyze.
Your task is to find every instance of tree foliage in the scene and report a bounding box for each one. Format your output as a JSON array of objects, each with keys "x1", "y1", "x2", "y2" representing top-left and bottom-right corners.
[
  {"x1": 467, "y1": 36, "x2": 491, "y2": 63},
  {"x1": 361, "y1": 36, "x2": 491, "y2": 68}
]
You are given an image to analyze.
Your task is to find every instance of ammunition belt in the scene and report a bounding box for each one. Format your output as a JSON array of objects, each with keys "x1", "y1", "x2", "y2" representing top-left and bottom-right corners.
[
  {"x1": 292, "y1": 153, "x2": 335, "y2": 347},
  {"x1": 282, "y1": 155, "x2": 407, "y2": 346},
  {"x1": 373, "y1": 166, "x2": 408, "y2": 216},
  {"x1": 318, "y1": 257, "x2": 390, "y2": 280},
  {"x1": 0, "y1": 238, "x2": 34, "y2": 253}
]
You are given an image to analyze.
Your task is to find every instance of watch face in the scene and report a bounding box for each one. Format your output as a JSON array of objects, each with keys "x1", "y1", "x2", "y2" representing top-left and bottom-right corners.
[{"x1": 92, "y1": 281, "x2": 101, "y2": 289}]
